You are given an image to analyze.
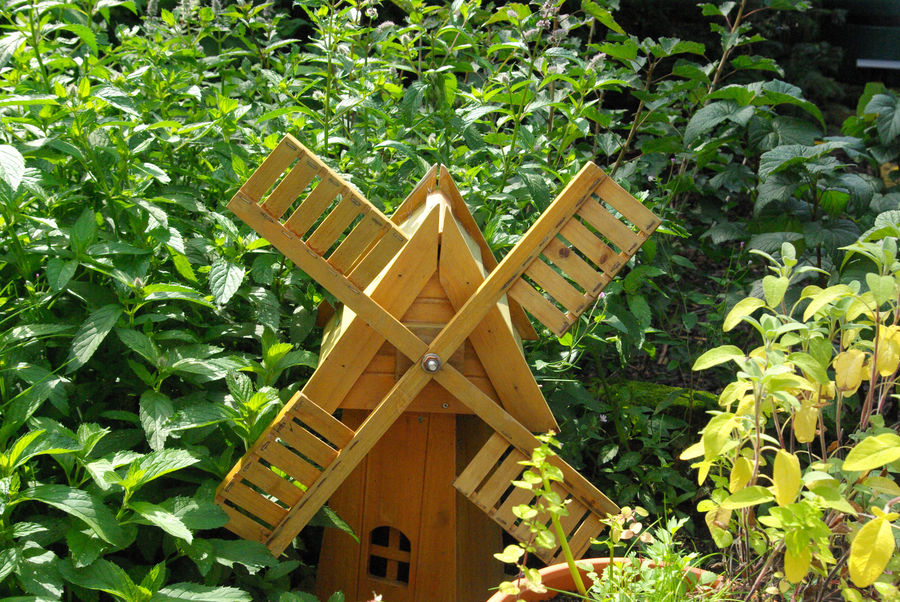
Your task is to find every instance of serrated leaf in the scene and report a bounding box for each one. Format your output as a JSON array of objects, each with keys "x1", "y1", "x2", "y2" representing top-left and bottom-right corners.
[
  {"x1": 45, "y1": 258, "x2": 78, "y2": 291},
  {"x1": 208, "y1": 539, "x2": 277, "y2": 574},
  {"x1": 117, "y1": 329, "x2": 159, "y2": 364},
  {"x1": 139, "y1": 391, "x2": 174, "y2": 451},
  {"x1": 71, "y1": 209, "x2": 98, "y2": 257},
  {"x1": 66, "y1": 304, "x2": 123, "y2": 373},
  {"x1": 581, "y1": 0, "x2": 624, "y2": 34},
  {"x1": 152, "y1": 583, "x2": 251, "y2": 601},
  {"x1": 61, "y1": 24, "x2": 98, "y2": 54},
  {"x1": 865, "y1": 93, "x2": 900, "y2": 145},
  {"x1": 129, "y1": 501, "x2": 192, "y2": 543},
  {"x1": 0, "y1": 144, "x2": 25, "y2": 192},
  {"x1": 19, "y1": 485, "x2": 127, "y2": 546},
  {"x1": 849, "y1": 517, "x2": 894, "y2": 588},
  {"x1": 59, "y1": 557, "x2": 141, "y2": 600},
  {"x1": 208, "y1": 258, "x2": 245, "y2": 305},
  {"x1": 843, "y1": 433, "x2": 900, "y2": 471},
  {"x1": 123, "y1": 449, "x2": 200, "y2": 490},
  {"x1": 65, "y1": 528, "x2": 102, "y2": 568}
]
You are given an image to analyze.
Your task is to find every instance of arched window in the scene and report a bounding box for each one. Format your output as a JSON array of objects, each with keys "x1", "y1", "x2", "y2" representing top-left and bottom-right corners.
[{"x1": 368, "y1": 526, "x2": 411, "y2": 584}]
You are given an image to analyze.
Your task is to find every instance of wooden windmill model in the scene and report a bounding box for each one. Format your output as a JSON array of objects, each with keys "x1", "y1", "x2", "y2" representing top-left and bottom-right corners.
[{"x1": 215, "y1": 135, "x2": 660, "y2": 601}]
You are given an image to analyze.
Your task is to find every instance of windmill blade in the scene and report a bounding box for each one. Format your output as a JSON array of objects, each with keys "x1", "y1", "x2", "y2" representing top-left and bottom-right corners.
[
  {"x1": 229, "y1": 135, "x2": 408, "y2": 294},
  {"x1": 506, "y1": 163, "x2": 661, "y2": 336}
]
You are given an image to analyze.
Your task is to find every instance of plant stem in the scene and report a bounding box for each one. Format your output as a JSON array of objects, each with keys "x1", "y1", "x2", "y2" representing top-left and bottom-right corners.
[{"x1": 544, "y1": 476, "x2": 587, "y2": 596}]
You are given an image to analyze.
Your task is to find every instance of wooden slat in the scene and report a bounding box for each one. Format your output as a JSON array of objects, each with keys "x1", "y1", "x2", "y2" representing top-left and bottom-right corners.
[
  {"x1": 508, "y1": 279, "x2": 571, "y2": 336},
  {"x1": 436, "y1": 365, "x2": 620, "y2": 521},
  {"x1": 492, "y1": 485, "x2": 535, "y2": 529},
  {"x1": 262, "y1": 155, "x2": 321, "y2": 219},
  {"x1": 290, "y1": 394, "x2": 354, "y2": 448},
  {"x1": 257, "y1": 440, "x2": 321, "y2": 486},
  {"x1": 556, "y1": 513, "x2": 603, "y2": 562},
  {"x1": 274, "y1": 420, "x2": 338, "y2": 469},
  {"x1": 221, "y1": 504, "x2": 271, "y2": 543},
  {"x1": 283, "y1": 176, "x2": 342, "y2": 238},
  {"x1": 239, "y1": 139, "x2": 301, "y2": 203},
  {"x1": 560, "y1": 218, "x2": 624, "y2": 274},
  {"x1": 453, "y1": 433, "x2": 508, "y2": 497},
  {"x1": 542, "y1": 238, "x2": 605, "y2": 293},
  {"x1": 594, "y1": 177, "x2": 661, "y2": 233},
  {"x1": 524, "y1": 258, "x2": 588, "y2": 315},
  {"x1": 578, "y1": 198, "x2": 642, "y2": 255},
  {"x1": 470, "y1": 451, "x2": 524, "y2": 512},
  {"x1": 327, "y1": 214, "x2": 387, "y2": 274},
  {"x1": 222, "y1": 481, "x2": 287, "y2": 526},
  {"x1": 306, "y1": 193, "x2": 364, "y2": 254},
  {"x1": 370, "y1": 543, "x2": 412, "y2": 564},
  {"x1": 241, "y1": 460, "x2": 303, "y2": 506},
  {"x1": 347, "y1": 229, "x2": 407, "y2": 289}
]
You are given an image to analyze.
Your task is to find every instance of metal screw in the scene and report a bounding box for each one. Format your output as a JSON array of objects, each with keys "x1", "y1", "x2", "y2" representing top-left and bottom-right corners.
[{"x1": 421, "y1": 352, "x2": 442, "y2": 373}]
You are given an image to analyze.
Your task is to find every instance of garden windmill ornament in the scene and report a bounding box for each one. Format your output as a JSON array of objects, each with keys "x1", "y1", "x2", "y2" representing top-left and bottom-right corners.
[{"x1": 214, "y1": 134, "x2": 660, "y2": 600}]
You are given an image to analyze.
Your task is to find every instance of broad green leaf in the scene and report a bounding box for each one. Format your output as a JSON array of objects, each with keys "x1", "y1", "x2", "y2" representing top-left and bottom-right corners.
[
  {"x1": 45, "y1": 258, "x2": 78, "y2": 291},
  {"x1": 803, "y1": 284, "x2": 854, "y2": 321},
  {"x1": 151, "y1": 583, "x2": 251, "y2": 601},
  {"x1": 143, "y1": 283, "x2": 215, "y2": 309},
  {"x1": 121, "y1": 449, "x2": 200, "y2": 491},
  {"x1": 866, "y1": 273, "x2": 895, "y2": 306},
  {"x1": 129, "y1": 501, "x2": 192, "y2": 543},
  {"x1": 0, "y1": 547, "x2": 18, "y2": 584},
  {"x1": 139, "y1": 391, "x2": 174, "y2": 451},
  {"x1": 19, "y1": 485, "x2": 127, "y2": 546},
  {"x1": 787, "y1": 352, "x2": 829, "y2": 384},
  {"x1": 58, "y1": 558, "x2": 142, "y2": 601},
  {"x1": 581, "y1": 0, "x2": 624, "y2": 34},
  {"x1": 208, "y1": 258, "x2": 245, "y2": 305},
  {"x1": 693, "y1": 345, "x2": 745, "y2": 370},
  {"x1": 684, "y1": 101, "x2": 739, "y2": 146},
  {"x1": 66, "y1": 304, "x2": 123, "y2": 373},
  {"x1": 0, "y1": 144, "x2": 25, "y2": 192},
  {"x1": 724, "y1": 297, "x2": 764, "y2": 331},
  {"x1": 66, "y1": 528, "x2": 103, "y2": 568},
  {"x1": 772, "y1": 450, "x2": 801, "y2": 506},
  {"x1": 721, "y1": 486, "x2": 773, "y2": 509},
  {"x1": 61, "y1": 24, "x2": 98, "y2": 54},
  {"x1": 865, "y1": 93, "x2": 900, "y2": 145},
  {"x1": 762, "y1": 275, "x2": 789, "y2": 308},
  {"x1": 71, "y1": 209, "x2": 98, "y2": 257},
  {"x1": 843, "y1": 433, "x2": 900, "y2": 471},
  {"x1": 117, "y1": 329, "x2": 159, "y2": 364},
  {"x1": 209, "y1": 539, "x2": 276, "y2": 574},
  {"x1": 849, "y1": 517, "x2": 894, "y2": 588}
]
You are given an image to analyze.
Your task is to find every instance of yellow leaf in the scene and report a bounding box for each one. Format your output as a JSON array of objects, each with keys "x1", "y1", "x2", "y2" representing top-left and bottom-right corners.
[
  {"x1": 834, "y1": 349, "x2": 865, "y2": 395},
  {"x1": 718, "y1": 380, "x2": 752, "y2": 407},
  {"x1": 773, "y1": 450, "x2": 802, "y2": 507},
  {"x1": 724, "y1": 297, "x2": 765, "y2": 331},
  {"x1": 729, "y1": 456, "x2": 752, "y2": 493},
  {"x1": 875, "y1": 331, "x2": 900, "y2": 377},
  {"x1": 849, "y1": 517, "x2": 895, "y2": 588},
  {"x1": 793, "y1": 404, "x2": 818, "y2": 444},
  {"x1": 680, "y1": 441, "x2": 704, "y2": 461},
  {"x1": 736, "y1": 394, "x2": 755, "y2": 416},
  {"x1": 784, "y1": 546, "x2": 810, "y2": 584}
]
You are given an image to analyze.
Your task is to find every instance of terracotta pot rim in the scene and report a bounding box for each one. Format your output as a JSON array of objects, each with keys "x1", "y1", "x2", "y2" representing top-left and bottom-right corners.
[{"x1": 485, "y1": 557, "x2": 722, "y2": 602}]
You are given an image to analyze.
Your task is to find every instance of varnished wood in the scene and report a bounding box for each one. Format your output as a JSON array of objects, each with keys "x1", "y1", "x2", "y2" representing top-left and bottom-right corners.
[{"x1": 439, "y1": 206, "x2": 558, "y2": 432}]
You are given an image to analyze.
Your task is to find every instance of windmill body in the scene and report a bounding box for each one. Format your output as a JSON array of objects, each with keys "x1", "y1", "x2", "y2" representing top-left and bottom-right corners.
[{"x1": 214, "y1": 135, "x2": 660, "y2": 601}]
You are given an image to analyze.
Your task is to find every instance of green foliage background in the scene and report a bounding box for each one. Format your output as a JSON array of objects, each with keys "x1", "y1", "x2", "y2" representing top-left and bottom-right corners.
[{"x1": 0, "y1": 0, "x2": 897, "y2": 599}]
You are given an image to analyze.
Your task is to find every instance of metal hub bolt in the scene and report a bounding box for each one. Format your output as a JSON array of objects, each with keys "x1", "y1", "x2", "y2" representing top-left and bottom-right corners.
[{"x1": 421, "y1": 353, "x2": 442, "y2": 373}]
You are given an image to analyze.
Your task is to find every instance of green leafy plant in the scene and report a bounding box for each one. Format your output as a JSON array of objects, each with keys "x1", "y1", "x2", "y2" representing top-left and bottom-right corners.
[{"x1": 683, "y1": 235, "x2": 900, "y2": 600}]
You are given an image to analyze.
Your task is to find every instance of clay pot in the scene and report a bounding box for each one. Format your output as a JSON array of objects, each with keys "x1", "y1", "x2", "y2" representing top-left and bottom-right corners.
[{"x1": 485, "y1": 557, "x2": 722, "y2": 602}]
